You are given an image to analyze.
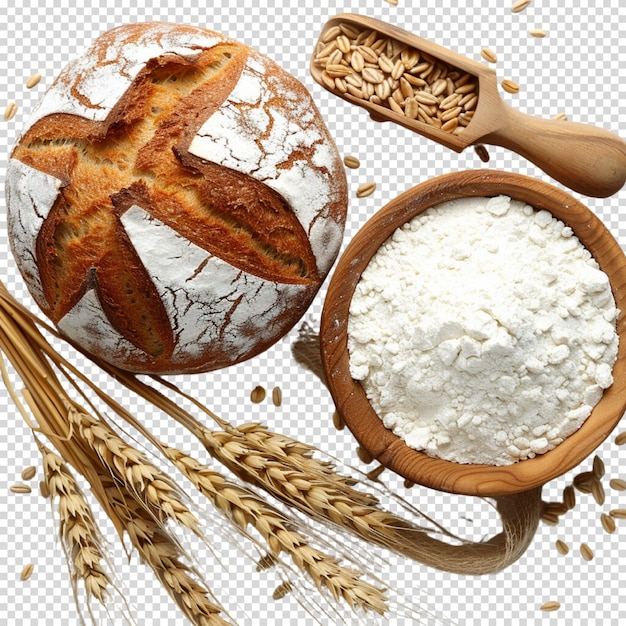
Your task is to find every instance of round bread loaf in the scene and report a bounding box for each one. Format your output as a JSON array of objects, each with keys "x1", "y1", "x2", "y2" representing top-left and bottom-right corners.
[{"x1": 6, "y1": 22, "x2": 348, "y2": 374}]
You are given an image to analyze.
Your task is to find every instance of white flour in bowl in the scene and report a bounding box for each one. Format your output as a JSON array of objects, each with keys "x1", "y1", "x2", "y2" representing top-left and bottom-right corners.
[{"x1": 347, "y1": 195, "x2": 619, "y2": 466}]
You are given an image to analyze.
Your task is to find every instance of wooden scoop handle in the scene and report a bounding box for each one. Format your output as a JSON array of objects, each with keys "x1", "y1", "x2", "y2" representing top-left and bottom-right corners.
[{"x1": 483, "y1": 104, "x2": 626, "y2": 197}]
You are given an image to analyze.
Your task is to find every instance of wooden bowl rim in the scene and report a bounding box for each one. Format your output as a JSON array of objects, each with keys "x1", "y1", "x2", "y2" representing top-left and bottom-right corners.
[{"x1": 320, "y1": 169, "x2": 626, "y2": 496}]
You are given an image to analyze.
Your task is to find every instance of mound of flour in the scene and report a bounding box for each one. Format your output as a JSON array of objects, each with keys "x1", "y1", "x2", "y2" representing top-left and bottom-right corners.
[{"x1": 348, "y1": 196, "x2": 619, "y2": 466}]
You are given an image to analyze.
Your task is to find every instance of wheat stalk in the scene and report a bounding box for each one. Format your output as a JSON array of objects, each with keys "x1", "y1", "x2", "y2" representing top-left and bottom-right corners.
[
  {"x1": 161, "y1": 444, "x2": 388, "y2": 615},
  {"x1": 37, "y1": 440, "x2": 113, "y2": 607},
  {"x1": 64, "y1": 402, "x2": 200, "y2": 534},
  {"x1": 140, "y1": 381, "x2": 541, "y2": 576},
  {"x1": 100, "y1": 471, "x2": 230, "y2": 626}
]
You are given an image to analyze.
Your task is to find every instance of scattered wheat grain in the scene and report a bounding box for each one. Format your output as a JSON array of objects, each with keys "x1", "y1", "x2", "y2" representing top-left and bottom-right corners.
[
  {"x1": 601, "y1": 513, "x2": 616, "y2": 534},
  {"x1": 383, "y1": 0, "x2": 399, "y2": 5},
  {"x1": 473, "y1": 144, "x2": 490, "y2": 163},
  {"x1": 256, "y1": 553, "x2": 278, "y2": 571},
  {"x1": 580, "y1": 543, "x2": 594, "y2": 561},
  {"x1": 591, "y1": 479, "x2": 606, "y2": 506},
  {"x1": 549, "y1": 502, "x2": 568, "y2": 515},
  {"x1": 20, "y1": 563, "x2": 34, "y2": 581},
  {"x1": 593, "y1": 455, "x2": 605, "y2": 479},
  {"x1": 481, "y1": 48, "x2": 497, "y2": 63},
  {"x1": 563, "y1": 485, "x2": 576, "y2": 510},
  {"x1": 272, "y1": 386, "x2": 283, "y2": 407},
  {"x1": 39, "y1": 480, "x2": 49, "y2": 498},
  {"x1": 356, "y1": 182, "x2": 376, "y2": 198},
  {"x1": 403, "y1": 479, "x2": 415, "y2": 488},
  {"x1": 609, "y1": 509, "x2": 626, "y2": 519},
  {"x1": 609, "y1": 478, "x2": 626, "y2": 491},
  {"x1": 501, "y1": 79, "x2": 520, "y2": 94},
  {"x1": 573, "y1": 471, "x2": 595, "y2": 494},
  {"x1": 540, "y1": 511, "x2": 559, "y2": 525},
  {"x1": 273, "y1": 581, "x2": 293, "y2": 600},
  {"x1": 540, "y1": 601, "x2": 560, "y2": 612},
  {"x1": 250, "y1": 385, "x2": 266, "y2": 403},
  {"x1": 555, "y1": 539, "x2": 569, "y2": 555},
  {"x1": 10, "y1": 483, "x2": 31, "y2": 494},
  {"x1": 343, "y1": 155, "x2": 361, "y2": 169},
  {"x1": 4, "y1": 102, "x2": 18, "y2": 121},
  {"x1": 615, "y1": 431, "x2": 626, "y2": 446},
  {"x1": 530, "y1": 28, "x2": 547, "y2": 38},
  {"x1": 512, "y1": 0, "x2": 531, "y2": 12},
  {"x1": 26, "y1": 72, "x2": 41, "y2": 89},
  {"x1": 21, "y1": 466, "x2": 36, "y2": 481}
]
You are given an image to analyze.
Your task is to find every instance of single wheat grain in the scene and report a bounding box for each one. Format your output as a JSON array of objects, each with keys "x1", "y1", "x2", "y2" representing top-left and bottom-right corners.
[
  {"x1": 4, "y1": 102, "x2": 17, "y2": 121},
  {"x1": 601, "y1": 513, "x2": 616, "y2": 534},
  {"x1": 272, "y1": 386, "x2": 283, "y2": 407},
  {"x1": 563, "y1": 485, "x2": 576, "y2": 510},
  {"x1": 21, "y1": 466, "x2": 36, "y2": 481},
  {"x1": 20, "y1": 563, "x2": 34, "y2": 581},
  {"x1": 343, "y1": 155, "x2": 361, "y2": 169},
  {"x1": 501, "y1": 79, "x2": 520, "y2": 94},
  {"x1": 512, "y1": 0, "x2": 531, "y2": 12},
  {"x1": 573, "y1": 471, "x2": 595, "y2": 494},
  {"x1": 593, "y1": 455, "x2": 605, "y2": 479},
  {"x1": 356, "y1": 182, "x2": 376, "y2": 198},
  {"x1": 481, "y1": 48, "x2": 497, "y2": 63},
  {"x1": 580, "y1": 543, "x2": 594, "y2": 561},
  {"x1": 25, "y1": 73, "x2": 41, "y2": 89},
  {"x1": 272, "y1": 582, "x2": 293, "y2": 600},
  {"x1": 10, "y1": 483, "x2": 31, "y2": 494},
  {"x1": 591, "y1": 479, "x2": 606, "y2": 506},
  {"x1": 250, "y1": 386, "x2": 266, "y2": 403}
]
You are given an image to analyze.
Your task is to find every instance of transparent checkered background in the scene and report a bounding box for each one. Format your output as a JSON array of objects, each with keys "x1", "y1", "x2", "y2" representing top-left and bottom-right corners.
[{"x1": 1, "y1": 0, "x2": 625, "y2": 624}]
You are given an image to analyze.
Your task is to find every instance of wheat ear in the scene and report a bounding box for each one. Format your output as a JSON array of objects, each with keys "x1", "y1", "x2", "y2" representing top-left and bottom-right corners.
[
  {"x1": 38, "y1": 440, "x2": 112, "y2": 605},
  {"x1": 100, "y1": 471, "x2": 230, "y2": 626},
  {"x1": 162, "y1": 444, "x2": 388, "y2": 615},
  {"x1": 64, "y1": 401, "x2": 200, "y2": 534},
  {"x1": 198, "y1": 423, "x2": 542, "y2": 575}
]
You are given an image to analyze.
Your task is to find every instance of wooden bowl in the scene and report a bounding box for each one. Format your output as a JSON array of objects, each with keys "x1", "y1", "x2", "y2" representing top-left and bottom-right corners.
[{"x1": 320, "y1": 170, "x2": 626, "y2": 497}]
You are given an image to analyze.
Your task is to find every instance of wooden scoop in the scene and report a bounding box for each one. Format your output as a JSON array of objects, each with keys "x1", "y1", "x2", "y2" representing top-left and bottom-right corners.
[{"x1": 310, "y1": 13, "x2": 626, "y2": 198}]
